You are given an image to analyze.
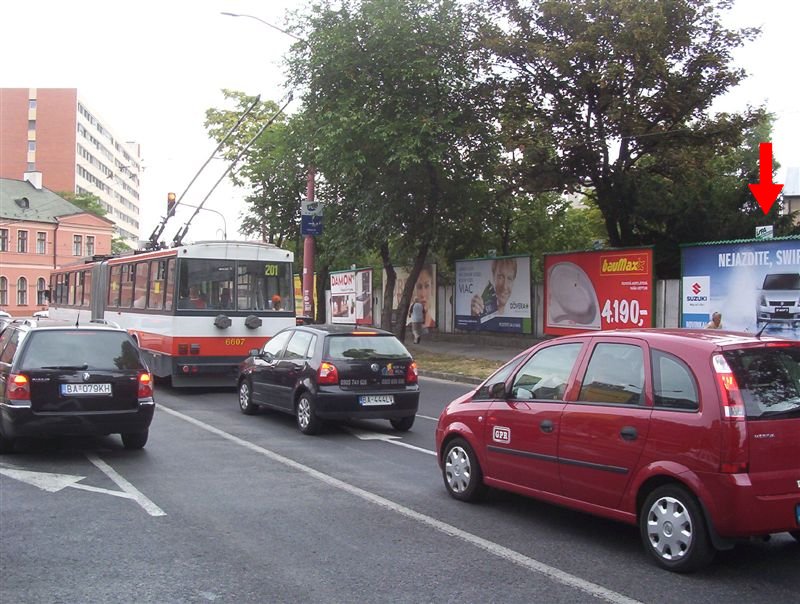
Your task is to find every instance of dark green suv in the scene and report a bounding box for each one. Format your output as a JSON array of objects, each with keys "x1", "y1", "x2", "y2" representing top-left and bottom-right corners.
[{"x1": 0, "y1": 319, "x2": 155, "y2": 453}]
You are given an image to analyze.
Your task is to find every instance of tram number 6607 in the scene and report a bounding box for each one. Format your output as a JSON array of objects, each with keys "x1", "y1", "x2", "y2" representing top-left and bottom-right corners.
[{"x1": 225, "y1": 338, "x2": 246, "y2": 346}]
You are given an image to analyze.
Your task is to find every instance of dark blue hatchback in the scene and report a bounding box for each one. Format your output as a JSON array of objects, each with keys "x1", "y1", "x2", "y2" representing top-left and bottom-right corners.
[{"x1": 237, "y1": 324, "x2": 419, "y2": 434}]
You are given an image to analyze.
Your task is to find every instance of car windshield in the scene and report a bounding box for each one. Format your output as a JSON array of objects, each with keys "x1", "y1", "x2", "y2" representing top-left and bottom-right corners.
[
  {"x1": 762, "y1": 274, "x2": 800, "y2": 290},
  {"x1": 723, "y1": 346, "x2": 800, "y2": 419},
  {"x1": 326, "y1": 335, "x2": 410, "y2": 360},
  {"x1": 18, "y1": 330, "x2": 143, "y2": 371}
]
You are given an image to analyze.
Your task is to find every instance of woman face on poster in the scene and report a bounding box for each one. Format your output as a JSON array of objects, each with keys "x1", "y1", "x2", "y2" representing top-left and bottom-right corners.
[{"x1": 414, "y1": 266, "x2": 435, "y2": 327}]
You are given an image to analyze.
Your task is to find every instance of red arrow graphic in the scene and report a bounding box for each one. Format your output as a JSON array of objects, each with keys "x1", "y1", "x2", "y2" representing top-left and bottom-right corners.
[{"x1": 749, "y1": 142, "x2": 783, "y2": 215}]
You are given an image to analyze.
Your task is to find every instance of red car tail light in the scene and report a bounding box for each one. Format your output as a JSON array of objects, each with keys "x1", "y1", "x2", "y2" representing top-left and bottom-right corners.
[
  {"x1": 712, "y1": 353, "x2": 749, "y2": 473},
  {"x1": 406, "y1": 361, "x2": 419, "y2": 385},
  {"x1": 138, "y1": 371, "x2": 154, "y2": 399},
  {"x1": 318, "y1": 361, "x2": 339, "y2": 385},
  {"x1": 7, "y1": 373, "x2": 30, "y2": 401}
]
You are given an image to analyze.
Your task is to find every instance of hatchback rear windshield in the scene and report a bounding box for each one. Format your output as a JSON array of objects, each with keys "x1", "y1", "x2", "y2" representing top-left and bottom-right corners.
[
  {"x1": 18, "y1": 330, "x2": 144, "y2": 371},
  {"x1": 762, "y1": 273, "x2": 800, "y2": 290},
  {"x1": 325, "y1": 335, "x2": 410, "y2": 360},
  {"x1": 723, "y1": 346, "x2": 800, "y2": 419}
]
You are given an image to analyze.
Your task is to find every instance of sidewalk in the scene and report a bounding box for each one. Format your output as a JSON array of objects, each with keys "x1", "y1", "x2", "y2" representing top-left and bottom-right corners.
[{"x1": 406, "y1": 332, "x2": 538, "y2": 384}]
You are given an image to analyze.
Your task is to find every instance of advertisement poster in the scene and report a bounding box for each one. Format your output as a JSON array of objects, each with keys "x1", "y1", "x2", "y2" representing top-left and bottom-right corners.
[
  {"x1": 681, "y1": 238, "x2": 800, "y2": 337},
  {"x1": 454, "y1": 255, "x2": 532, "y2": 334},
  {"x1": 383, "y1": 264, "x2": 437, "y2": 329},
  {"x1": 544, "y1": 248, "x2": 653, "y2": 336},
  {"x1": 293, "y1": 274, "x2": 318, "y2": 318},
  {"x1": 330, "y1": 268, "x2": 373, "y2": 325}
]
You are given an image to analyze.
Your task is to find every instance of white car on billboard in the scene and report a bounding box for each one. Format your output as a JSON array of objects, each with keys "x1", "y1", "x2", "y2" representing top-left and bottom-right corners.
[{"x1": 757, "y1": 273, "x2": 800, "y2": 327}]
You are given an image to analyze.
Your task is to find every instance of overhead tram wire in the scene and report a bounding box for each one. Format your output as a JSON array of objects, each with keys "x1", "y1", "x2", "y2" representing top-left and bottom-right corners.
[
  {"x1": 145, "y1": 94, "x2": 262, "y2": 250},
  {"x1": 170, "y1": 92, "x2": 295, "y2": 248}
]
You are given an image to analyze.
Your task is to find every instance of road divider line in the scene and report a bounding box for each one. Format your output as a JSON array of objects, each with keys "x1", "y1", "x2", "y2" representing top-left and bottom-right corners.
[
  {"x1": 416, "y1": 414, "x2": 439, "y2": 421},
  {"x1": 86, "y1": 453, "x2": 166, "y2": 517},
  {"x1": 159, "y1": 404, "x2": 641, "y2": 604}
]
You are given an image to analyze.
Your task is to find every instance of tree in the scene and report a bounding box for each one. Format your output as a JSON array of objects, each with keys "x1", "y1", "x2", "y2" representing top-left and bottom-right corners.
[
  {"x1": 485, "y1": 0, "x2": 761, "y2": 252},
  {"x1": 205, "y1": 90, "x2": 305, "y2": 251},
  {"x1": 58, "y1": 190, "x2": 131, "y2": 255},
  {"x1": 288, "y1": 0, "x2": 498, "y2": 337}
]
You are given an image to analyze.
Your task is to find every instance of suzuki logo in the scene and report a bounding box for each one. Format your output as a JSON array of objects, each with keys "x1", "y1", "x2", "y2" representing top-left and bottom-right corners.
[
  {"x1": 692, "y1": 282, "x2": 702, "y2": 295},
  {"x1": 82, "y1": 372, "x2": 91, "y2": 382}
]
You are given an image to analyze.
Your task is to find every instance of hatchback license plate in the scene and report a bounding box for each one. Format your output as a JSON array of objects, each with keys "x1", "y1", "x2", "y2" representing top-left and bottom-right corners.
[
  {"x1": 61, "y1": 383, "x2": 112, "y2": 396},
  {"x1": 775, "y1": 307, "x2": 790, "y2": 314},
  {"x1": 359, "y1": 395, "x2": 394, "y2": 406}
]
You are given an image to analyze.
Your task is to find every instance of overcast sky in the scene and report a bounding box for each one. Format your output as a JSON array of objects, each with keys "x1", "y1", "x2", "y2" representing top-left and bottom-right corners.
[{"x1": 1, "y1": 0, "x2": 798, "y2": 243}]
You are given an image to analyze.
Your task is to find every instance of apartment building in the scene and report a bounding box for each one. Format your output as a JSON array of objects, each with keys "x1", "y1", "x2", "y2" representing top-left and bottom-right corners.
[
  {"x1": 0, "y1": 177, "x2": 115, "y2": 316},
  {"x1": 0, "y1": 88, "x2": 142, "y2": 245}
]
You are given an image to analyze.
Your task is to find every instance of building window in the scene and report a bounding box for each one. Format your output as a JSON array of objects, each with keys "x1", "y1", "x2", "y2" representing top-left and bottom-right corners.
[
  {"x1": 73, "y1": 235, "x2": 83, "y2": 256},
  {"x1": 28, "y1": 141, "x2": 36, "y2": 152},
  {"x1": 28, "y1": 119, "x2": 36, "y2": 130},
  {"x1": 0, "y1": 276, "x2": 7, "y2": 306},
  {"x1": 37, "y1": 277, "x2": 47, "y2": 305},
  {"x1": 27, "y1": 162, "x2": 36, "y2": 171},
  {"x1": 86, "y1": 235, "x2": 95, "y2": 257},
  {"x1": 17, "y1": 230, "x2": 28, "y2": 253},
  {"x1": 36, "y1": 232, "x2": 46, "y2": 254},
  {"x1": 0, "y1": 229, "x2": 7, "y2": 252},
  {"x1": 29, "y1": 99, "x2": 37, "y2": 110},
  {"x1": 17, "y1": 277, "x2": 28, "y2": 306}
]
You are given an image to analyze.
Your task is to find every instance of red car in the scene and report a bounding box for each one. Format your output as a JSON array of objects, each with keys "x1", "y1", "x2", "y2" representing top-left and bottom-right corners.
[{"x1": 435, "y1": 329, "x2": 800, "y2": 572}]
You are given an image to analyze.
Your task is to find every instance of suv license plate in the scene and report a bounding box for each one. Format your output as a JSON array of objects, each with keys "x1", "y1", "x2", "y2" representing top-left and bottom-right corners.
[
  {"x1": 775, "y1": 307, "x2": 790, "y2": 314},
  {"x1": 359, "y1": 395, "x2": 394, "y2": 406},
  {"x1": 61, "y1": 383, "x2": 112, "y2": 396}
]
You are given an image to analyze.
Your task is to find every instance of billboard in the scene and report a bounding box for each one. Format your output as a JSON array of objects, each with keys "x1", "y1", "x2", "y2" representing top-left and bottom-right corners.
[
  {"x1": 293, "y1": 274, "x2": 318, "y2": 318},
  {"x1": 330, "y1": 268, "x2": 373, "y2": 325},
  {"x1": 543, "y1": 248, "x2": 654, "y2": 336},
  {"x1": 681, "y1": 238, "x2": 800, "y2": 337},
  {"x1": 383, "y1": 264, "x2": 437, "y2": 329},
  {"x1": 454, "y1": 255, "x2": 532, "y2": 333}
]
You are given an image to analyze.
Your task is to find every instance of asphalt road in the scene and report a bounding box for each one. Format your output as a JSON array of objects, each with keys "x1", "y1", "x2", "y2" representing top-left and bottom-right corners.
[{"x1": 1, "y1": 377, "x2": 798, "y2": 603}]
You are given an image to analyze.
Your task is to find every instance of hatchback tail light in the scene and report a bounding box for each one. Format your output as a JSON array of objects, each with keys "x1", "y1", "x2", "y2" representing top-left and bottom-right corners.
[
  {"x1": 138, "y1": 371, "x2": 154, "y2": 399},
  {"x1": 712, "y1": 353, "x2": 749, "y2": 473},
  {"x1": 318, "y1": 361, "x2": 339, "y2": 385},
  {"x1": 7, "y1": 373, "x2": 30, "y2": 402},
  {"x1": 406, "y1": 361, "x2": 419, "y2": 385}
]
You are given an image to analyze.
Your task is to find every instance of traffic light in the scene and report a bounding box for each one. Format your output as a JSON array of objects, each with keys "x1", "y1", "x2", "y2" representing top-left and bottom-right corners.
[{"x1": 167, "y1": 192, "x2": 176, "y2": 217}]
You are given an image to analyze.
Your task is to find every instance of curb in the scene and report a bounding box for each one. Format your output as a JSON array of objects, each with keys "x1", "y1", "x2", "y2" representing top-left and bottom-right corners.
[{"x1": 418, "y1": 369, "x2": 483, "y2": 385}]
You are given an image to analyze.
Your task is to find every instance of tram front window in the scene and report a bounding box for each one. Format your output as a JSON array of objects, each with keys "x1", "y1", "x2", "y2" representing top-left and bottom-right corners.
[
  {"x1": 237, "y1": 260, "x2": 293, "y2": 311},
  {"x1": 177, "y1": 258, "x2": 292, "y2": 312}
]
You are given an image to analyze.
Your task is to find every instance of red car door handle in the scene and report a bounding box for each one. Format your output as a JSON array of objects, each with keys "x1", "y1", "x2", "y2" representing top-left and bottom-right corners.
[
  {"x1": 540, "y1": 420, "x2": 554, "y2": 433},
  {"x1": 620, "y1": 426, "x2": 638, "y2": 441}
]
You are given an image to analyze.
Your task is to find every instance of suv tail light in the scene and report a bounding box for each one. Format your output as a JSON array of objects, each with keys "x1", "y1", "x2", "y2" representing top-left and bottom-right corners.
[
  {"x1": 7, "y1": 373, "x2": 30, "y2": 402},
  {"x1": 712, "y1": 353, "x2": 749, "y2": 473},
  {"x1": 138, "y1": 371, "x2": 153, "y2": 399},
  {"x1": 406, "y1": 361, "x2": 419, "y2": 385},
  {"x1": 318, "y1": 362, "x2": 339, "y2": 385}
]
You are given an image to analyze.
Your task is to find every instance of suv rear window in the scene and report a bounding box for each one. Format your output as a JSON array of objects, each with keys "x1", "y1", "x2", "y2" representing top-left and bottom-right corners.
[
  {"x1": 18, "y1": 330, "x2": 144, "y2": 371},
  {"x1": 325, "y1": 335, "x2": 410, "y2": 360},
  {"x1": 724, "y1": 347, "x2": 800, "y2": 419}
]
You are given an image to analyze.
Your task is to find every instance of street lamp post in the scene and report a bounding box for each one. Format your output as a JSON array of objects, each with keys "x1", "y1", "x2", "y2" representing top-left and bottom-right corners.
[
  {"x1": 221, "y1": 10, "x2": 316, "y2": 320},
  {"x1": 179, "y1": 202, "x2": 227, "y2": 240}
]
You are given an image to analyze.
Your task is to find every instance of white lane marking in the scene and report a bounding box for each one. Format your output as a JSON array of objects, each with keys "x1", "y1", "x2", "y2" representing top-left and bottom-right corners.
[
  {"x1": 416, "y1": 414, "x2": 438, "y2": 421},
  {"x1": 0, "y1": 466, "x2": 133, "y2": 499},
  {"x1": 159, "y1": 404, "x2": 641, "y2": 604},
  {"x1": 344, "y1": 426, "x2": 436, "y2": 456},
  {"x1": 85, "y1": 453, "x2": 166, "y2": 517}
]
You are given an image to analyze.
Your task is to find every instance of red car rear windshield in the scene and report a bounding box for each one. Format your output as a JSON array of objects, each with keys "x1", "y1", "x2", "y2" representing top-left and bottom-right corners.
[
  {"x1": 723, "y1": 346, "x2": 800, "y2": 419},
  {"x1": 325, "y1": 335, "x2": 410, "y2": 360}
]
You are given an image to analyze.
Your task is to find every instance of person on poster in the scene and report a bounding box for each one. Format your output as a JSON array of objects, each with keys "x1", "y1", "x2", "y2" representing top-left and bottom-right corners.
[
  {"x1": 414, "y1": 265, "x2": 436, "y2": 328},
  {"x1": 470, "y1": 258, "x2": 517, "y2": 317},
  {"x1": 409, "y1": 296, "x2": 425, "y2": 344},
  {"x1": 706, "y1": 311, "x2": 722, "y2": 329}
]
